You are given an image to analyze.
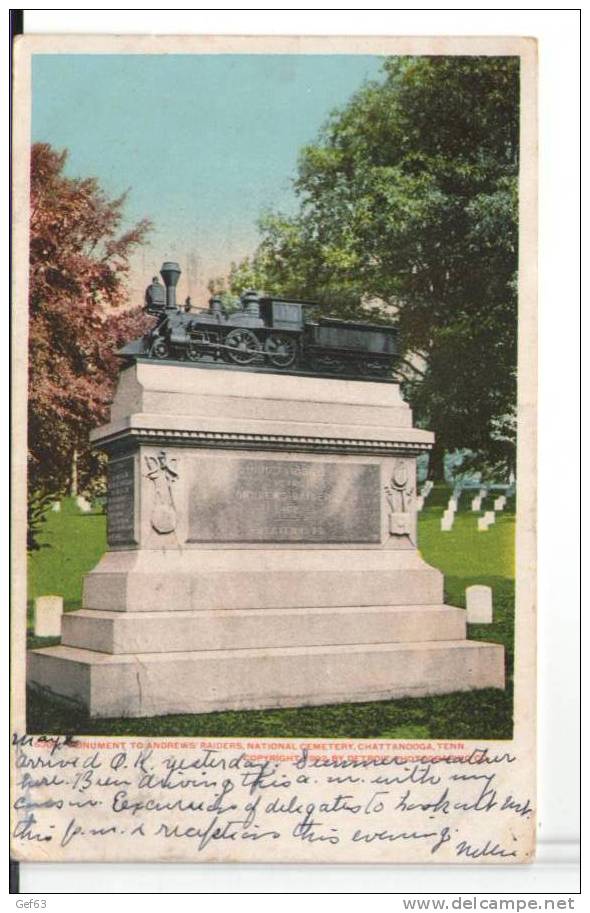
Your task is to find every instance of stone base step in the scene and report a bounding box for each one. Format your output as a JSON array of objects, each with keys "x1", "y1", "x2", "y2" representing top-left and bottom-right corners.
[
  {"x1": 27, "y1": 639, "x2": 505, "y2": 718},
  {"x1": 62, "y1": 604, "x2": 467, "y2": 654},
  {"x1": 82, "y1": 548, "x2": 443, "y2": 612}
]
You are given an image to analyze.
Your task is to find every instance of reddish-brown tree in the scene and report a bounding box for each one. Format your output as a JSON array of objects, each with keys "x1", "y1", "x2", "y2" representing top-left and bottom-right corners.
[{"x1": 28, "y1": 143, "x2": 152, "y2": 533}]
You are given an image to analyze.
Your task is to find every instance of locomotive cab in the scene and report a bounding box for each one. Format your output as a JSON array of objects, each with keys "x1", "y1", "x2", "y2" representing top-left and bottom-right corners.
[
  {"x1": 258, "y1": 297, "x2": 309, "y2": 332},
  {"x1": 256, "y1": 297, "x2": 311, "y2": 368}
]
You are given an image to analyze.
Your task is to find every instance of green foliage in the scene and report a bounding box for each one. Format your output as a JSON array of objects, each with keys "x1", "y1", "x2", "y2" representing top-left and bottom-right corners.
[
  {"x1": 26, "y1": 491, "x2": 55, "y2": 552},
  {"x1": 27, "y1": 487, "x2": 514, "y2": 739},
  {"x1": 223, "y1": 57, "x2": 519, "y2": 476}
]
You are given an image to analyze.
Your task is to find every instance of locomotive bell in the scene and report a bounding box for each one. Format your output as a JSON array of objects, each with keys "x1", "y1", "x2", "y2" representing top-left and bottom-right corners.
[{"x1": 160, "y1": 261, "x2": 181, "y2": 310}]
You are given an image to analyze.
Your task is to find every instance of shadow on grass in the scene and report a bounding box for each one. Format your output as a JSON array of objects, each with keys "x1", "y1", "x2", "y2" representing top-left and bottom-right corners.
[{"x1": 26, "y1": 680, "x2": 513, "y2": 742}]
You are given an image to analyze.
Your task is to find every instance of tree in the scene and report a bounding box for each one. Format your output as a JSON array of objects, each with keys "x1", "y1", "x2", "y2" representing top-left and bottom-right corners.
[
  {"x1": 225, "y1": 57, "x2": 519, "y2": 479},
  {"x1": 28, "y1": 143, "x2": 152, "y2": 534}
]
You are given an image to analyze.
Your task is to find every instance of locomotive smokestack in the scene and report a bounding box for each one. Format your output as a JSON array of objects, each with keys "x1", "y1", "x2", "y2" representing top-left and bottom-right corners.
[{"x1": 160, "y1": 261, "x2": 181, "y2": 310}]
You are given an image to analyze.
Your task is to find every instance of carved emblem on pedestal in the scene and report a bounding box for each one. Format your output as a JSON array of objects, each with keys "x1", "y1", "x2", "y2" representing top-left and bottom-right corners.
[
  {"x1": 144, "y1": 450, "x2": 178, "y2": 534},
  {"x1": 384, "y1": 459, "x2": 415, "y2": 543}
]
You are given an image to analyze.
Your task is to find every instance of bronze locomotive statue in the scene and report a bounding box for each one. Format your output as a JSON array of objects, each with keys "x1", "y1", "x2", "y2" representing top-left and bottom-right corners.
[{"x1": 120, "y1": 261, "x2": 398, "y2": 380}]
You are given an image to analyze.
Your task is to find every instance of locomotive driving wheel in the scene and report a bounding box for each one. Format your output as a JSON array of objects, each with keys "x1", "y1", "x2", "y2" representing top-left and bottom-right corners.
[
  {"x1": 151, "y1": 338, "x2": 170, "y2": 359},
  {"x1": 264, "y1": 333, "x2": 297, "y2": 368},
  {"x1": 186, "y1": 341, "x2": 200, "y2": 361},
  {"x1": 225, "y1": 328, "x2": 262, "y2": 364}
]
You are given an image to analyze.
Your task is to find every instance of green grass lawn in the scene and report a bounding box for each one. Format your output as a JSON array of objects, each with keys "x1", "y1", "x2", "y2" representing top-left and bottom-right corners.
[
  {"x1": 27, "y1": 497, "x2": 107, "y2": 650},
  {"x1": 26, "y1": 486, "x2": 515, "y2": 739},
  {"x1": 28, "y1": 497, "x2": 107, "y2": 609}
]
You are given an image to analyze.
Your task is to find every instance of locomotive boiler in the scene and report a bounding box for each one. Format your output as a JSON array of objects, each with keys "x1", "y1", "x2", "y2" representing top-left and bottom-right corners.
[{"x1": 122, "y1": 261, "x2": 398, "y2": 380}]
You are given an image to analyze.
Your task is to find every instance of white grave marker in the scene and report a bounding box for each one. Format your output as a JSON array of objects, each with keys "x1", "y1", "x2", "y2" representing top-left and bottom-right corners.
[
  {"x1": 415, "y1": 496, "x2": 424, "y2": 512},
  {"x1": 466, "y1": 585, "x2": 493, "y2": 624},
  {"x1": 471, "y1": 497, "x2": 481, "y2": 512},
  {"x1": 441, "y1": 513, "x2": 454, "y2": 531},
  {"x1": 477, "y1": 517, "x2": 489, "y2": 531},
  {"x1": 484, "y1": 511, "x2": 496, "y2": 525},
  {"x1": 34, "y1": 595, "x2": 63, "y2": 637},
  {"x1": 51, "y1": 502, "x2": 61, "y2": 512},
  {"x1": 76, "y1": 496, "x2": 92, "y2": 513}
]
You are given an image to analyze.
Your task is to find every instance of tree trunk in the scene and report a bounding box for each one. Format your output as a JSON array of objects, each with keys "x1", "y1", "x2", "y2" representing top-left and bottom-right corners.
[
  {"x1": 70, "y1": 449, "x2": 78, "y2": 498},
  {"x1": 427, "y1": 441, "x2": 446, "y2": 482}
]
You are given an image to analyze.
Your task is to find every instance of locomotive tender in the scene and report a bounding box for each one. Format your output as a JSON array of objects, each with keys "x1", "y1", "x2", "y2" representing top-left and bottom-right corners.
[{"x1": 124, "y1": 261, "x2": 398, "y2": 380}]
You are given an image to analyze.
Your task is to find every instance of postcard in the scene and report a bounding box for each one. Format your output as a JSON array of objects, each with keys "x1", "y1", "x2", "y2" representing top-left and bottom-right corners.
[{"x1": 11, "y1": 33, "x2": 537, "y2": 865}]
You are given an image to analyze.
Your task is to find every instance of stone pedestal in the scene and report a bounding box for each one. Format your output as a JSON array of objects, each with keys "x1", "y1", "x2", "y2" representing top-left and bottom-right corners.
[{"x1": 28, "y1": 362, "x2": 504, "y2": 717}]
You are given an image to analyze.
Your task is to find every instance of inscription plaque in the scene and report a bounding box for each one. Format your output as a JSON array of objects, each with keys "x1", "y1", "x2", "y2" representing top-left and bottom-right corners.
[
  {"x1": 188, "y1": 458, "x2": 381, "y2": 543},
  {"x1": 107, "y1": 458, "x2": 136, "y2": 545}
]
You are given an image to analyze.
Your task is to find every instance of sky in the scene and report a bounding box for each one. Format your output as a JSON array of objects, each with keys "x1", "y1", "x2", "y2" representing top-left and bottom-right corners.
[{"x1": 32, "y1": 53, "x2": 385, "y2": 304}]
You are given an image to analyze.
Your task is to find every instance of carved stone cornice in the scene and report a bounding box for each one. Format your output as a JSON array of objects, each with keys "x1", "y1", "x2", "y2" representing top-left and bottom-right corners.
[{"x1": 94, "y1": 426, "x2": 434, "y2": 457}]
